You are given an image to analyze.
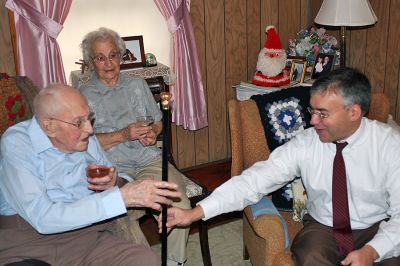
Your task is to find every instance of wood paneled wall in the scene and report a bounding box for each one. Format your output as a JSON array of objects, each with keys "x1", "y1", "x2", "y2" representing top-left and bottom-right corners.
[
  {"x1": 1, "y1": 0, "x2": 399, "y2": 169},
  {"x1": 171, "y1": 0, "x2": 316, "y2": 168},
  {"x1": 169, "y1": 0, "x2": 400, "y2": 169}
]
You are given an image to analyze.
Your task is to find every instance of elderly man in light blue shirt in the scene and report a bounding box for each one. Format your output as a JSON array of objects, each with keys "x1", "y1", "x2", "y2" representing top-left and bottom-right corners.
[{"x1": 0, "y1": 84, "x2": 180, "y2": 265}]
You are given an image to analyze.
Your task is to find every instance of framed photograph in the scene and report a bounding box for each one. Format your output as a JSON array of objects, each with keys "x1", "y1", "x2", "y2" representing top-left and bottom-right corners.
[
  {"x1": 310, "y1": 53, "x2": 335, "y2": 80},
  {"x1": 286, "y1": 55, "x2": 306, "y2": 69},
  {"x1": 121, "y1": 36, "x2": 145, "y2": 70},
  {"x1": 290, "y1": 60, "x2": 307, "y2": 83}
]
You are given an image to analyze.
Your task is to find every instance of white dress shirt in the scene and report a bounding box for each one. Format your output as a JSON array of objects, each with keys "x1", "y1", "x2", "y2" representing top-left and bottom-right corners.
[{"x1": 199, "y1": 118, "x2": 400, "y2": 261}]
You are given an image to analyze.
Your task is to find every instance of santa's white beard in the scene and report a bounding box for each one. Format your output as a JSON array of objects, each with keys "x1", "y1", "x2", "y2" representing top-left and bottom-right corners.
[{"x1": 256, "y1": 48, "x2": 287, "y2": 77}]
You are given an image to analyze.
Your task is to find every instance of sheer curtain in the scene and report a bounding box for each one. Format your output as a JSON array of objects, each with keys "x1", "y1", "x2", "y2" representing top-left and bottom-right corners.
[
  {"x1": 154, "y1": 0, "x2": 208, "y2": 130},
  {"x1": 5, "y1": 0, "x2": 72, "y2": 89}
]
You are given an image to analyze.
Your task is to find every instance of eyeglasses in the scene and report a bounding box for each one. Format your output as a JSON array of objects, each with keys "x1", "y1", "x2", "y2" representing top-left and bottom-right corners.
[
  {"x1": 307, "y1": 106, "x2": 348, "y2": 120},
  {"x1": 91, "y1": 52, "x2": 121, "y2": 64},
  {"x1": 50, "y1": 112, "x2": 95, "y2": 129}
]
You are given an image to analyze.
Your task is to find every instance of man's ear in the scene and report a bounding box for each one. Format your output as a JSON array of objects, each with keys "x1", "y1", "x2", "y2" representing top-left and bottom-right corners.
[
  {"x1": 348, "y1": 104, "x2": 363, "y2": 121},
  {"x1": 40, "y1": 119, "x2": 57, "y2": 137}
]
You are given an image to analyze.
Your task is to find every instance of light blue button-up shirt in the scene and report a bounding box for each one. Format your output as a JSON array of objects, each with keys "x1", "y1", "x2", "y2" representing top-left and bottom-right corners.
[{"x1": 0, "y1": 117, "x2": 129, "y2": 234}]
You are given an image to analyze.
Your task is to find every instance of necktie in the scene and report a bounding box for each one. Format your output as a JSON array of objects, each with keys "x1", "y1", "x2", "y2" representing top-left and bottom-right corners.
[{"x1": 332, "y1": 141, "x2": 353, "y2": 256}]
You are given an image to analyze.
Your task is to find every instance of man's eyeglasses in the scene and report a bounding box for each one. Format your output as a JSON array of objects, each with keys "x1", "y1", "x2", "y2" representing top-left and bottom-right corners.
[
  {"x1": 307, "y1": 106, "x2": 348, "y2": 120},
  {"x1": 91, "y1": 52, "x2": 121, "y2": 64},
  {"x1": 50, "y1": 112, "x2": 95, "y2": 129}
]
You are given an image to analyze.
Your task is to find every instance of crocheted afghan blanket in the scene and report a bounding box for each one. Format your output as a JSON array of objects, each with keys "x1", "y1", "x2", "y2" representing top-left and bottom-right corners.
[{"x1": 251, "y1": 86, "x2": 311, "y2": 211}]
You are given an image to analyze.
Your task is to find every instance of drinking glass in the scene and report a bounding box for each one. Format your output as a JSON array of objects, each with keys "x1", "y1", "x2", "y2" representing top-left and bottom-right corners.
[
  {"x1": 136, "y1": 115, "x2": 154, "y2": 126},
  {"x1": 86, "y1": 165, "x2": 110, "y2": 192},
  {"x1": 86, "y1": 165, "x2": 110, "y2": 178}
]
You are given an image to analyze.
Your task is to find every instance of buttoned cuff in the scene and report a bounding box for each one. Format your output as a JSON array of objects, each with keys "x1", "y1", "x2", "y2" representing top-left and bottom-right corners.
[
  {"x1": 101, "y1": 187, "x2": 127, "y2": 218},
  {"x1": 367, "y1": 235, "x2": 393, "y2": 262},
  {"x1": 197, "y1": 196, "x2": 220, "y2": 221}
]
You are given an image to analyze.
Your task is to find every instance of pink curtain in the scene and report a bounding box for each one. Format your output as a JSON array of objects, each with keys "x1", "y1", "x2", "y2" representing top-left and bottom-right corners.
[
  {"x1": 5, "y1": 0, "x2": 72, "y2": 89},
  {"x1": 154, "y1": 0, "x2": 208, "y2": 130}
]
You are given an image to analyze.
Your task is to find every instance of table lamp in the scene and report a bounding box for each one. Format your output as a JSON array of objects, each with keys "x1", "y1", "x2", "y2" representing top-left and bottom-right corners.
[{"x1": 314, "y1": 0, "x2": 377, "y2": 67}]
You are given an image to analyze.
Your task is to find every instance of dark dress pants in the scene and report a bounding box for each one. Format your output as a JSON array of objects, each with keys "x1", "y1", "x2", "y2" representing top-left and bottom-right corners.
[{"x1": 291, "y1": 214, "x2": 400, "y2": 266}]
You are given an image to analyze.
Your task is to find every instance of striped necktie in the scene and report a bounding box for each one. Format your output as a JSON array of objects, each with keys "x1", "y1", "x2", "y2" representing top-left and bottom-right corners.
[{"x1": 332, "y1": 141, "x2": 354, "y2": 256}]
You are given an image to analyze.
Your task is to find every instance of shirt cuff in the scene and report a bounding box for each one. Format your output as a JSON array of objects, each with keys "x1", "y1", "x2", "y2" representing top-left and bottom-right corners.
[
  {"x1": 197, "y1": 196, "x2": 220, "y2": 221},
  {"x1": 367, "y1": 236, "x2": 392, "y2": 262},
  {"x1": 100, "y1": 187, "x2": 127, "y2": 218}
]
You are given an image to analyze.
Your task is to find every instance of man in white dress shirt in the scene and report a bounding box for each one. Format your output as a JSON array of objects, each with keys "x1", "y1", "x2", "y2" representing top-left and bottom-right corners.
[{"x1": 161, "y1": 68, "x2": 400, "y2": 266}]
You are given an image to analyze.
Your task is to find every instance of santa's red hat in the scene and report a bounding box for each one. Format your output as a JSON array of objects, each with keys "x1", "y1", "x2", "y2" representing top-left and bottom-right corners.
[{"x1": 264, "y1": 25, "x2": 283, "y2": 52}]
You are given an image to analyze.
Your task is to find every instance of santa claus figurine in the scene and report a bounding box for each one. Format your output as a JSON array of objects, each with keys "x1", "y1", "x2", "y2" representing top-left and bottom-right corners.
[{"x1": 252, "y1": 25, "x2": 290, "y2": 87}]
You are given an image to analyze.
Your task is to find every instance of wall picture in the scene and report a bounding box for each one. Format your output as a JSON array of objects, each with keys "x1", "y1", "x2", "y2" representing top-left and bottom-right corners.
[
  {"x1": 290, "y1": 60, "x2": 307, "y2": 83},
  {"x1": 121, "y1": 36, "x2": 145, "y2": 69},
  {"x1": 311, "y1": 53, "x2": 335, "y2": 80}
]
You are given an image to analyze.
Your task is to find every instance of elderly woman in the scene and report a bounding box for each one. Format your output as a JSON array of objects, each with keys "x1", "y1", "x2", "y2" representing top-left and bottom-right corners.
[{"x1": 79, "y1": 27, "x2": 189, "y2": 266}]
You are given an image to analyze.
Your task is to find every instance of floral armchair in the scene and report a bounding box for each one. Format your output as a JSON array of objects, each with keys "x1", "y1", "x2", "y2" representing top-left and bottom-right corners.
[
  {"x1": 0, "y1": 74, "x2": 38, "y2": 135},
  {"x1": 0, "y1": 75, "x2": 153, "y2": 245}
]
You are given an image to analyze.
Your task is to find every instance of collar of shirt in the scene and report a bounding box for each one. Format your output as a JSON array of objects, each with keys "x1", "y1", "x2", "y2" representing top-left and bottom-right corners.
[
  {"x1": 326, "y1": 117, "x2": 367, "y2": 152},
  {"x1": 91, "y1": 71, "x2": 127, "y2": 95}
]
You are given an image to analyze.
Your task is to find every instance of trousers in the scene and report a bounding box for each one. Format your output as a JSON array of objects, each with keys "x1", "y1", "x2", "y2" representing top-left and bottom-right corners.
[
  {"x1": 291, "y1": 214, "x2": 400, "y2": 266},
  {"x1": 118, "y1": 158, "x2": 190, "y2": 264},
  {"x1": 0, "y1": 214, "x2": 160, "y2": 266}
]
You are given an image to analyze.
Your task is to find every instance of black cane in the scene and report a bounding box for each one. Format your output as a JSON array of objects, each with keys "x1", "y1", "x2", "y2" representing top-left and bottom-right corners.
[{"x1": 160, "y1": 92, "x2": 171, "y2": 266}]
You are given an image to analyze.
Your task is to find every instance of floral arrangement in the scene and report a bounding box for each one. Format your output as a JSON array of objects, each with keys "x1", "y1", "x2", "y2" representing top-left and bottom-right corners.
[{"x1": 287, "y1": 27, "x2": 340, "y2": 66}]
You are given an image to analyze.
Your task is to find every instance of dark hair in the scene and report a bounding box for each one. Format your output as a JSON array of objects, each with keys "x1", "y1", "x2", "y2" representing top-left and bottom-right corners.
[{"x1": 310, "y1": 67, "x2": 371, "y2": 114}]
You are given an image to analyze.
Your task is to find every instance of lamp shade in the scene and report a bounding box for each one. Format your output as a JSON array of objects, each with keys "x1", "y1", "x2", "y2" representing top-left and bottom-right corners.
[{"x1": 315, "y1": 0, "x2": 377, "y2": 26}]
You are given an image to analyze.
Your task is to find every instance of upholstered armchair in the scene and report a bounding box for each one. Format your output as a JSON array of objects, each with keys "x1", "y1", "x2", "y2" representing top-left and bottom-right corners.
[
  {"x1": 0, "y1": 75, "x2": 38, "y2": 135},
  {"x1": 0, "y1": 76, "x2": 153, "y2": 240},
  {"x1": 228, "y1": 92, "x2": 390, "y2": 266},
  {"x1": 0, "y1": 75, "x2": 212, "y2": 266}
]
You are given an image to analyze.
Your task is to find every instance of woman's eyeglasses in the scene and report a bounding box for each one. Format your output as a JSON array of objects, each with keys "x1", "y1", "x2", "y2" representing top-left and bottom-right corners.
[{"x1": 91, "y1": 52, "x2": 121, "y2": 64}]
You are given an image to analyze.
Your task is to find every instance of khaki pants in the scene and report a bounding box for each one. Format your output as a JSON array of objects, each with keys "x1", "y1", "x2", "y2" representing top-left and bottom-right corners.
[
  {"x1": 115, "y1": 158, "x2": 191, "y2": 264},
  {"x1": 0, "y1": 214, "x2": 160, "y2": 266}
]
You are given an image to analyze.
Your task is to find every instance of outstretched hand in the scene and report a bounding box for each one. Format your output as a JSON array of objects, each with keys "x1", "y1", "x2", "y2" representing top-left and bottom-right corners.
[
  {"x1": 157, "y1": 206, "x2": 205, "y2": 233},
  {"x1": 120, "y1": 177, "x2": 181, "y2": 211}
]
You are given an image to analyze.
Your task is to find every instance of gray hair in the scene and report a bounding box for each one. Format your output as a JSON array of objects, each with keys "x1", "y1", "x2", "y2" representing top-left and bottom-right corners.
[
  {"x1": 80, "y1": 27, "x2": 126, "y2": 68},
  {"x1": 310, "y1": 67, "x2": 371, "y2": 114},
  {"x1": 33, "y1": 84, "x2": 83, "y2": 121}
]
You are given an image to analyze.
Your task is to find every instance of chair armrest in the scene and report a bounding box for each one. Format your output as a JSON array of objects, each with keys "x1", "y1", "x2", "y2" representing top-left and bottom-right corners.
[{"x1": 245, "y1": 197, "x2": 290, "y2": 250}]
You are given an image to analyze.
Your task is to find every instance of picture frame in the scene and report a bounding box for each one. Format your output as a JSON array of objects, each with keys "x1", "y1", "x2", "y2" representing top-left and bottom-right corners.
[
  {"x1": 310, "y1": 53, "x2": 335, "y2": 80},
  {"x1": 121, "y1": 36, "x2": 145, "y2": 70},
  {"x1": 290, "y1": 60, "x2": 307, "y2": 83},
  {"x1": 286, "y1": 55, "x2": 306, "y2": 69}
]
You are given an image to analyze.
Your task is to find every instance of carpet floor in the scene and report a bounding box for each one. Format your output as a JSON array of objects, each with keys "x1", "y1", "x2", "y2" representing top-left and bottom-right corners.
[{"x1": 151, "y1": 219, "x2": 252, "y2": 266}]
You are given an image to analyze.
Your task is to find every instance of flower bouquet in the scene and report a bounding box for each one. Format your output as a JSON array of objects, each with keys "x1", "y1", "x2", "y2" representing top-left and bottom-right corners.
[{"x1": 287, "y1": 27, "x2": 340, "y2": 67}]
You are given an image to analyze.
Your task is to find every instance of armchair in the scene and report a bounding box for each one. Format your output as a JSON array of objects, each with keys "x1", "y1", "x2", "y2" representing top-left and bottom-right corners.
[
  {"x1": 0, "y1": 75, "x2": 211, "y2": 265},
  {"x1": 228, "y1": 92, "x2": 390, "y2": 266},
  {"x1": 0, "y1": 76, "x2": 151, "y2": 264}
]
